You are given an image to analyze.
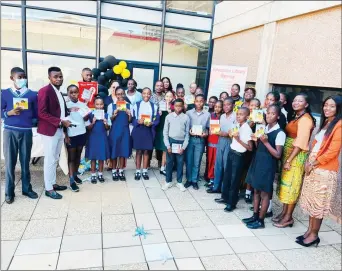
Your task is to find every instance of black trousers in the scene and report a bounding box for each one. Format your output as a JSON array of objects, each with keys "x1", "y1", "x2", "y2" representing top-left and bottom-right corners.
[{"x1": 221, "y1": 150, "x2": 246, "y2": 207}]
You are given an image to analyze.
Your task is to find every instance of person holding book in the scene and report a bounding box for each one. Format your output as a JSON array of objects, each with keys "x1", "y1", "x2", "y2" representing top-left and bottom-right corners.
[
  {"x1": 64, "y1": 84, "x2": 90, "y2": 192},
  {"x1": 242, "y1": 104, "x2": 285, "y2": 229},
  {"x1": 85, "y1": 96, "x2": 111, "y2": 184},
  {"x1": 184, "y1": 82, "x2": 197, "y2": 111},
  {"x1": 131, "y1": 87, "x2": 160, "y2": 180},
  {"x1": 231, "y1": 84, "x2": 243, "y2": 102},
  {"x1": 108, "y1": 87, "x2": 132, "y2": 181},
  {"x1": 184, "y1": 94, "x2": 210, "y2": 190},
  {"x1": 1, "y1": 67, "x2": 38, "y2": 203},
  {"x1": 215, "y1": 107, "x2": 253, "y2": 212},
  {"x1": 219, "y1": 91, "x2": 229, "y2": 101},
  {"x1": 81, "y1": 67, "x2": 93, "y2": 82},
  {"x1": 162, "y1": 98, "x2": 190, "y2": 191},
  {"x1": 242, "y1": 87, "x2": 256, "y2": 108},
  {"x1": 125, "y1": 79, "x2": 142, "y2": 106}
]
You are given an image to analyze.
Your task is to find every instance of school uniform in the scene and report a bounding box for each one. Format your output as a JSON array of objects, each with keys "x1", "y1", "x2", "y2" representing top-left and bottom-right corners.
[
  {"x1": 131, "y1": 100, "x2": 160, "y2": 151},
  {"x1": 207, "y1": 113, "x2": 220, "y2": 180},
  {"x1": 221, "y1": 122, "x2": 252, "y2": 208},
  {"x1": 185, "y1": 108, "x2": 210, "y2": 183},
  {"x1": 66, "y1": 100, "x2": 88, "y2": 148},
  {"x1": 107, "y1": 101, "x2": 132, "y2": 159}
]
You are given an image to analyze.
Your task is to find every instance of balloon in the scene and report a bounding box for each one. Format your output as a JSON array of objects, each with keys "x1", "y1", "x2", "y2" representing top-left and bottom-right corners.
[
  {"x1": 98, "y1": 84, "x2": 109, "y2": 96},
  {"x1": 104, "y1": 55, "x2": 117, "y2": 68},
  {"x1": 121, "y1": 69, "x2": 131, "y2": 79},
  {"x1": 121, "y1": 78, "x2": 128, "y2": 87},
  {"x1": 91, "y1": 68, "x2": 100, "y2": 78},
  {"x1": 98, "y1": 61, "x2": 109, "y2": 72},
  {"x1": 104, "y1": 69, "x2": 115, "y2": 80},
  {"x1": 113, "y1": 65, "x2": 122, "y2": 75},
  {"x1": 97, "y1": 75, "x2": 106, "y2": 86},
  {"x1": 119, "y1": 60, "x2": 127, "y2": 69}
]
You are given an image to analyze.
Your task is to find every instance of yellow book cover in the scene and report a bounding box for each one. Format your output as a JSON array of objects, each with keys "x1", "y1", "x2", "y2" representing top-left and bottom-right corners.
[
  {"x1": 255, "y1": 124, "x2": 266, "y2": 138},
  {"x1": 141, "y1": 114, "x2": 151, "y2": 124},
  {"x1": 210, "y1": 124, "x2": 220, "y2": 135},
  {"x1": 231, "y1": 124, "x2": 239, "y2": 135},
  {"x1": 251, "y1": 109, "x2": 263, "y2": 123},
  {"x1": 117, "y1": 101, "x2": 126, "y2": 111},
  {"x1": 13, "y1": 98, "x2": 28, "y2": 110}
]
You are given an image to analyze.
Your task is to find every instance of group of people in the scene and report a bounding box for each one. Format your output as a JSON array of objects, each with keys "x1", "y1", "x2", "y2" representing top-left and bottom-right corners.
[{"x1": 2, "y1": 66, "x2": 341, "y2": 248}]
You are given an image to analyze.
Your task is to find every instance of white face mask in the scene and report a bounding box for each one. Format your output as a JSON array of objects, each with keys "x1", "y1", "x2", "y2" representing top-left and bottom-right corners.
[{"x1": 15, "y1": 78, "x2": 27, "y2": 89}]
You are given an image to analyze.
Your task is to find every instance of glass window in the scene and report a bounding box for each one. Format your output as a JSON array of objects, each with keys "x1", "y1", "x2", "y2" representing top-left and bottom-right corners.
[
  {"x1": 161, "y1": 66, "x2": 206, "y2": 95},
  {"x1": 106, "y1": 1, "x2": 162, "y2": 9},
  {"x1": 1, "y1": 1, "x2": 21, "y2": 4},
  {"x1": 27, "y1": 53, "x2": 95, "y2": 93},
  {"x1": 165, "y1": 13, "x2": 212, "y2": 31},
  {"x1": 25, "y1": 1, "x2": 96, "y2": 15},
  {"x1": 1, "y1": 50, "x2": 23, "y2": 89},
  {"x1": 162, "y1": 28, "x2": 210, "y2": 67},
  {"x1": 1, "y1": 6, "x2": 21, "y2": 48},
  {"x1": 101, "y1": 19, "x2": 161, "y2": 63},
  {"x1": 166, "y1": 1, "x2": 213, "y2": 16},
  {"x1": 26, "y1": 9, "x2": 96, "y2": 56}
]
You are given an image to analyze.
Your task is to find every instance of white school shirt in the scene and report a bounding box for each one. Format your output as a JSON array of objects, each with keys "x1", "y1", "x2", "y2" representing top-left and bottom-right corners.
[
  {"x1": 66, "y1": 100, "x2": 89, "y2": 137},
  {"x1": 51, "y1": 84, "x2": 65, "y2": 120},
  {"x1": 230, "y1": 122, "x2": 252, "y2": 153},
  {"x1": 265, "y1": 123, "x2": 286, "y2": 146},
  {"x1": 133, "y1": 100, "x2": 158, "y2": 120}
]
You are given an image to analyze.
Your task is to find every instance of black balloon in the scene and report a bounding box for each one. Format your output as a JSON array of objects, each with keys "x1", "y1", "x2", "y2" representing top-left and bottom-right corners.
[
  {"x1": 98, "y1": 61, "x2": 109, "y2": 72},
  {"x1": 91, "y1": 68, "x2": 100, "y2": 78},
  {"x1": 104, "y1": 69, "x2": 115, "y2": 80},
  {"x1": 121, "y1": 78, "x2": 128, "y2": 87},
  {"x1": 98, "y1": 84, "x2": 109, "y2": 96},
  {"x1": 97, "y1": 75, "x2": 106, "y2": 86},
  {"x1": 104, "y1": 55, "x2": 117, "y2": 68}
]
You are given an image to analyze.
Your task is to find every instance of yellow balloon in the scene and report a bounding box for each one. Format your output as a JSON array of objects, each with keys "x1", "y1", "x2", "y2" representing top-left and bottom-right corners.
[
  {"x1": 113, "y1": 65, "x2": 122, "y2": 75},
  {"x1": 119, "y1": 61, "x2": 127, "y2": 69},
  {"x1": 121, "y1": 69, "x2": 131, "y2": 79}
]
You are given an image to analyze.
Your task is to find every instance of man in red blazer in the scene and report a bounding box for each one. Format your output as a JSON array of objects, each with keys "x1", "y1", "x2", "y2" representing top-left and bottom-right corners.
[{"x1": 38, "y1": 67, "x2": 71, "y2": 199}]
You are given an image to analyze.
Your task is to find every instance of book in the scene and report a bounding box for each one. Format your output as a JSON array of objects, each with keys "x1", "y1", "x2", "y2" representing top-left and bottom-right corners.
[
  {"x1": 171, "y1": 143, "x2": 182, "y2": 154},
  {"x1": 251, "y1": 109, "x2": 264, "y2": 123},
  {"x1": 184, "y1": 95, "x2": 195, "y2": 105},
  {"x1": 13, "y1": 98, "x2": 28, "y2": 109},
  {"x1": 255, "y1": 124, "x2": 266, "y2": 138},
  {"x1": 141, "y1": 114, "x2": 151, "y2": 124},
  {"x1": 192, "y1": 124, "x2": 203, "y2": 136},
  {"x1": 210, "y1": 119, "x2": 220, "y2": 135},
  {"x1": 233, "y1": 100, "x2": 243, "y2": 113},
  {"x1": 231, "y1": 124, "x2": 239, "y2": 135},
  {"x1": 78, "y1": 82, "x2": 98, "y2": 108},
  {"x1": 79, "y1": 107, "x2": 91, "y2": 117},
  {"x1": 93, "y1": 109, "x2": 104, "y2": 120},
  {"x1": 203, "y1": 105, "x2": 209, "y2": 112},
  {"x1": 116, "y1": 101, "x2": 126, "y2": 111}
]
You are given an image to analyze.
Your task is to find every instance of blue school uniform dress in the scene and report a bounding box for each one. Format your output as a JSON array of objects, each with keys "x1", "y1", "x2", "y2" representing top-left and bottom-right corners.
[
  {"x1": 131, "y1": 101, "x2": 160, "y2": 150},
  {"x1": 108, "y1": 102, "x2": 132, "y2": 159},
  {"x1": 85, "y1": 112, "x2": 110, "y2": 160}
]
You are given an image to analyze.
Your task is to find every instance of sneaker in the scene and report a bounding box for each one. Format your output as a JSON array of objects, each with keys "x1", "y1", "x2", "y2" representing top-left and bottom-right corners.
[
  {"x1": 70, "y1": 182, "x2": 80, "y2": 192},
  {"x1": 176, "y1": 183, "x2": 186, "y2": 192},
  {"x1": 135, "y1": 172, "x2": 141, "y2": 181},
  {"x1": 112, "y1": 171, "x2": 119, "y2": 181},
  {"x1": 162, "y1": 182, "x2": 173, "y2": 191},
  {"x1": 74, "y1": 176, "x2": 83, "y2": 185},
  {"x1": 245, "y1": 194, "x2": 252, "y2": 204},
  {"x1": 98, "y1": 175, "x2": 105, "y2": 183},
  {"x1": 160, "y1": 170, "x2": 166, "y2": 176},
  {"x1": 119, "y1": 172, "x2": 126, "y2": 181},
  {"x1": 91, "y1": 176, "x2": 97, "y2": 184}
]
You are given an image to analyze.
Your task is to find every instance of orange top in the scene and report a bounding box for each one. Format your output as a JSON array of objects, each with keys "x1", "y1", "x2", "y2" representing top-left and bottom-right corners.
[
  {"x1": 285, "y1": 113, "x2": 314, "y2": 151},
  {"x1": 313, "y1": 120, "x2": 342, "y2": 171}
]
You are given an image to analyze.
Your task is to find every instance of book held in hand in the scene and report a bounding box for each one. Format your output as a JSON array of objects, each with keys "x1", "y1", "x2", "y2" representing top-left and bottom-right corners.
[
  {"x1": 78, "y1": 82, "x2": 98, "y2": 108},
  {"x1": 93, "y1": 109, "x2": 104, "y2": 120},
  {"x1": 255, "y1": 124, "x2": 266, "y2": 138},
  {"x1": 210, "y1": 119, "x2": 220, "y2": 134},
  {"x1": 13, "y1": 98, "x2": 28, "y2": 109},
  {"x1": 116, "y1": 101, "x2": 126, "y2": 111},
  {"x1": 192, "y1": 125, "x2": 203, "y2": 136},
  {"x1": 231, "y1": 124, "x2": 239, "y2": 135},
  {"x1": 141, "y1": 114, "x2": 151, "y2": 124},
  {"x1": 184, "y1": 95, "x2": 195, "y2": 105},
  {"x1": 171, "y1": 143, "x2": 182, "y2": 154},
  {"x1": 251, "y1": 109, "x2": 264, "y2": 123}
]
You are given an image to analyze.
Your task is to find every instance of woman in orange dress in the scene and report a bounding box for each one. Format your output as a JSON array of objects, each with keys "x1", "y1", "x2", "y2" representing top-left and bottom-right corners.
[
  {"x1": 273, "y1": 93, "x2": 315, "y2": 228},
  {"x1": 296, "y1": 95, "x2": 341, "y2": 247}
]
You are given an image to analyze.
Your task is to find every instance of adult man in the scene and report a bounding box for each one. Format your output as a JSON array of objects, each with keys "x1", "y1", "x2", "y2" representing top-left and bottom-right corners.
[
  {"x1": 38, "y1": 67, "x2": 71, "y2": 199},
  {"x1": 1, "y1": 67, "x2": 38, "y2": 204},
  {"x1": 81, "y1": 67, "x2": 93, "y2": 82}
]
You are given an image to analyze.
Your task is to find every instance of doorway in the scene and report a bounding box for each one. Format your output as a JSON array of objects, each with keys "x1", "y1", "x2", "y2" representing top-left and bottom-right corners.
[{"x1": 126, "y1": 62, "x2": 159, "y2": 91}]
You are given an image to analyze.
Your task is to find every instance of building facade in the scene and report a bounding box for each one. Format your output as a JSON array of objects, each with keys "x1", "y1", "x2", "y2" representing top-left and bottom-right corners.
[{"x1": 1, "y1": 0, "x2": 215, "y2": 93}]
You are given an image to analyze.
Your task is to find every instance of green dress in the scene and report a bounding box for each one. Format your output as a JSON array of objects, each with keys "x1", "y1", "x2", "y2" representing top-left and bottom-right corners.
[{"x1": 154, "y1": 111, "x2": 169, "y2": 151}]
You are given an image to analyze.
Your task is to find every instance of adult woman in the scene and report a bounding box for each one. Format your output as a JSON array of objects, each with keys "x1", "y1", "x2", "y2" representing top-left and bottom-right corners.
[
  {"x1": 273, "y1": 93, "x2": 315, "y2": 228},
  {"x1": 219, "y1": 92, "x2": 229, "y2": 101},
  {"x1": 231, "y1": 84, "x2": 242, "y2": 102},
  {"x1": 125, "y1": 79, "x2": 142, "y2": 106},
  {"x1": 161, "y1": 77, "x2": 173, "y2": 93},
  {"x1": 105, "y1": 80, "x2": 120, "y2": 109},
  {"x1": 297, "y1": 95, "x2": 341, "y2": 247},
  {"x1": 242, "y1": 87, "x2": 256, "y2": 108}
]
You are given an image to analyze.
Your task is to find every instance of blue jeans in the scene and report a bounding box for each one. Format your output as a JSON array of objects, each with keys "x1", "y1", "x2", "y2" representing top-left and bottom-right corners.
[
  {"x1": 166, "y1": 138, "x2": 184, "y2": 183},
  {"x1": 186, "y1": 137, "x2": 205, "y2": 183},
  {"x1": 213, "y1": 137, "x2": 231, "y2": 191},
  {"x1": 3, "y1": 129, "x2": 33, "y2": 197}
]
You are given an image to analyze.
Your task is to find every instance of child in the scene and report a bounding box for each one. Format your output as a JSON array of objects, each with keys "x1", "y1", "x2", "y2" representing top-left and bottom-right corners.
[
  {"x1": 215, "y1": 107, "x2": 253, "y2": 212},
  {"x1": 85, "y1": 96, "x2": 111, "y2": 183},
  {"x1": 207, "y1": 98, "x2": 236, "y2": 193},
  {"x1": 107, "y1": 87, "x2": 132, "y2": 181},
  {"x1": 176, "y1": 87, "x2": 185, "y2": 100},
  {"x1": 242, "y1": 104, "x2": 285, "y2": 229},
  {"x1": 208, "y1": 96, "x2": 219, "y2": 114},
  {"x1": 65, "y1": 84, "x2": 90, "y2": 192},
  {"x1": 131, "y1": 87, "x2": 160, "y2": 180},
  {"x1": 162, "y1": 98, "x2": 190, "y2": 191},
  {"x1": 219, "y1": 92, "x2": 229, "y2": 101},
  {"x1": 263, "y1": 92, "x2": 287, "y2": 130},
  {"x1": 184, "y1": 94, "x2": 210, "y2": 190},
  {"x1": 1, "y1": 67, "x2": 38, "y2": 203}
]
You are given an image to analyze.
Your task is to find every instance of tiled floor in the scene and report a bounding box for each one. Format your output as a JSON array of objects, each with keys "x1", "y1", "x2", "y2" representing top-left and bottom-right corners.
[{"x1": 1, "y1": 157, "x2": 341, "y2": 270}]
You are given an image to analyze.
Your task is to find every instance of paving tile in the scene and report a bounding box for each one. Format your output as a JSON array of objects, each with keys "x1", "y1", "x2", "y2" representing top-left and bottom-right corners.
[
  {"x1": 332, "y1": 244, "x2": 341, "y2": 252},
  {"x1": 197, "y1": 199, "x2": 227, "y2": 210},
  {"x1": 217, "y1": 224, "x2": 254, "y2": 238},
  {"x1": 185, "y1": 225, "x2": 223, "y2": 241},
  {"x1": 201, "y1": 254, "x2": 246, "y2": 270},
  {"x1": 103, "y1": 246, "x2": 145, "y2": 266},
  {"x1": 258, "y1": 235, "x2": 303, "y2": 250},
  {"x1": 1, "y1": 198, "x2": 37, "y2": 221},
  {"x1": 1, "y1": 220, "x2": 28, "y2": 240},
  {"x1": 205, "y1": 210, "x2": 243, "y2": 225},
  {"x1": 135, "y1": 213, "x2": 161, "y2": 230},
  {"x1": 57, "y1": 249, "x2": 102, "y2": 270},
  {"x1": 169, "y1": 198, "x2": 202, "y2": 211},
  {"x1": 131, "y1": 199, "x2": 154, "y2": 214},
  {"x1": 148, "y1": 259, "x2": 177, "y2": 270},
  {"x1": 104, "y1": 263, "x2": 148, "y2": 270},
  {"x1": 102, "y1": 201, "x2": 133, "y2": 215},
  {"x1": 102, "y1": 214, "x2": 136, "y2": 233},
  {"x1": 140, "y1": 229, "x2": 166, "y2": 245},
  {"x1": 238, "y1": 251, "x2": 286, "y2": 270},
  {"x1": 279, "y1": 220, "x2": 309, "y2": 235},
  {"x1": 168, "y1": 241, "x2": 198, "y2": 259},
  {"x1": 70, "y1": 191, "x2": 101, "y2": 203},
  {"x1": 68, "y1": 202, "x2": 101, "y2": 218},
  {"x1": 226, "y1": 236, "x2": 268, "y2": 254},
  {"x1": 175, "y1": 258, "x2": 205, "y2": 270},
  {"x1": 22, "y1": 218, "x2": 66, "y2": 240},
  {"x1": 143, "y1": 243, "x2": 173, "y2": 262},
  {"x1": 301, "y1": 220, "x2": 332, "y2": 232},
  {"x1": 31, "y1": 199, "x2": 69, "y2": 219},
  {"x1": 163, "y1": 229, "x2": 190, "y2": 242},
  {"x1": 61, "y1": 234, "x2": 102, "y2": 252},
  {"x1": 142, "y1": 176, "x2": 161, "y2": 188},
  {"x1": 177, "y1": 211, "x2": 213, "y2": 228},
  {"x1": 319, "y1": 231, "x2": 342, "y2": 245},
  {"x1": 193, "y1": 239, "x2": 234, "y2": 257},
  {"x1": 64, "y1": 216, "x2": 101, "y2": 236},
  {"x1": 273, "y1": 246, "x2": 341, "y2": 270},
  {"x1": 77, "y1": 268, "x2": 103, "y2": 270},
  {"x1": 146, "y1": 187, "x2": 167, "y2": 199},
  {"x1": 1, "y1": 240, "x2": 19, "y2": 270},
  {"x1": 250, "y1": 223, "x2": 286, "y2": 236},
  {"x1": 151, "y1": 199, "x2": 173, "y2": 212},
  {"x1": 156, "y1": 212, "x2": 183, "y2": 229},
  {"x1": 9, "y1": 253, "x2": 59, "y2": 270},
  {"x1": 103, "y1": 231, "x2": 140, "y2": 248},
  {"x1": 16, "y1": 237, "x2": 61, "y2": 256}
]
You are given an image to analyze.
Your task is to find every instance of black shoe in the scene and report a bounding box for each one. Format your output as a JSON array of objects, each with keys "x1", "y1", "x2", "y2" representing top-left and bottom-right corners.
[
  {"x1": 53, "y1": 184, "x2": 67, "y2": 191},
  {"x1": 135, "y1": 172, "x2": 141, "y2": 181},
  {"x1": 5, "y1": 196, "x2": 14, "y2": 204},
  {"x1": 193, "y1": 183, "x2": 199, "y2": 190},
  {"x1": 296, "y1": 237, "x2": 320, "y2": 247},
  {"x1": 112, "y1": 171, "x2": 119, "y2": 181},
  {"x1": 242, "y1": 215, "x2": 258, "y2": 224},
  {"x1": 265, "y1": 211, "x2": 273, "y2": 218},
  {"x1": 91, "y1": 176, "x2": 97, "y2": 184},
  {"x1": 70, "y1": 182, "x2": 80, "y2": 192},
  {"x1": 224, "y1": 204, "x2": 236, "y2": 212},
  {"x1": 245, "y1": 194, "x2": 252, "y2": 204},
  {"x1": 74, "y1": 176, "x2": 83, "y2": 185},
  {"x1": 296, "y1": 235, "x2": 305, "y2": 241},
  {"x1": 98, "y1": 175, "x2": 105, "y2": 183},
  {"x1": 249, "y1": 206, "x2": 254, "y2": 211},
  {"x1": 215, "y1": 198, "x2": 226, "y2": 204},
  {"x1": 206, "y1": 188, "x2": 220, "y2": 194},
  {"x1": 45, "y1": 190, "x2": 62, "y2": 199},
  {"x1": 142, "y1": 172, "x2": 149, "y2": 180},
  {"x1": 160, "y1": 170, "x2": 166, "y2": 176},
  {"x1": 247, "y1": 220, "x2": 265, "y2": 229},
  {"x1": 119, "y1": 172, "x2": 126, "y2": 181},
  {"x1": 22, "y1": 190, "x2": 38, "y2": 199},
  {"x1": 184, "y1": 181, "x2": 192, "y2": 188}
]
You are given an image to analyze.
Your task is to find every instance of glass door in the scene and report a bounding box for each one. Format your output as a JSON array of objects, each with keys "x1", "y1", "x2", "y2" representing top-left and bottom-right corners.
[{"x1": 127, "y1": 62, "x2": 159, "y2": 91}]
